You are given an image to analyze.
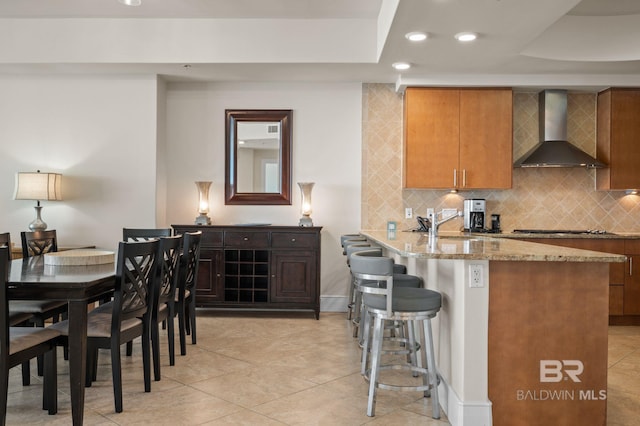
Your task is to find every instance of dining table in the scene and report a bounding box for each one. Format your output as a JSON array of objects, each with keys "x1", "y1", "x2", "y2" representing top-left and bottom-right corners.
[{"x1": 7, "y1": 255, "x2": 116, "y2": 426}]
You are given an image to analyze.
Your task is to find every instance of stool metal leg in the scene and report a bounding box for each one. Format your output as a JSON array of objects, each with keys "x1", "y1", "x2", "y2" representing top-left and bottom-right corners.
[
  {"x1": 367, "y1": 315, "x2": 384, "y2": 417},
  {"x1": 423, "y1": 318, "x2": 440, "y2": 419},
  {"x1": 360, "y1": 305, "x2": 372, "y2": 376}
]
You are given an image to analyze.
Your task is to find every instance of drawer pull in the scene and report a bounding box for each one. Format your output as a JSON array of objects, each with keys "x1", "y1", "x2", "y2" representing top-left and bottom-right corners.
[
  {"x1": 291, "y1": 238, "x2": 296, "y2": 242},
  {"x1": 243, "y1": 237, "x2": 249, "y2": 241}
]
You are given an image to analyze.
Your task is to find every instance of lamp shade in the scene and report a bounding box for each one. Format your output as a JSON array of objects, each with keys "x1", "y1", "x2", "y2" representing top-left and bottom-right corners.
[{"x1": 14, "y1": 172, "x2": 63, "y2": 201}]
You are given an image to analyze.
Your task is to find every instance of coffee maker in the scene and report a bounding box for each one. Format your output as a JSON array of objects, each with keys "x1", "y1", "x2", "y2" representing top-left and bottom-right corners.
[{"x1": 463, "y1": 199, "x2": 486, "y2": 232}]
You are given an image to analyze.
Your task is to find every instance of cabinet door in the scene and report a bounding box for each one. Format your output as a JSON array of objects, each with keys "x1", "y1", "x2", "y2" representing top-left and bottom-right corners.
[
  {"x1": 270, "y1": 250, "x2": 316, "y2": 304},
  {"x1": 404, "y1": 88, "x2": 460, "y2": 188},
  {"x1": 625, "y1": 240, "x2": 640, "y2": 315},
  {"x1": 610, "y1": 90, "x2": 640, "y2": 189},
  {"x1": 459, "y1": 88, "x2": 512, "y2": 189},
  {"x1": 597, "y1": 89, "x2": 640, "y2": 190},
  {"x1": 194, "y1": 248, "x2": 224, "y2": 305}
]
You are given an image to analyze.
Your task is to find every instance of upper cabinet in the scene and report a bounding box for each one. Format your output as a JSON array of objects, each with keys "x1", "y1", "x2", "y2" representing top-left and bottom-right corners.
[
  {"x1": 596, "y1": 88, "x2": 640, "y2": 190},
  {"x1": 404, "y1": 87, "x2": 513, "y2": 189}
]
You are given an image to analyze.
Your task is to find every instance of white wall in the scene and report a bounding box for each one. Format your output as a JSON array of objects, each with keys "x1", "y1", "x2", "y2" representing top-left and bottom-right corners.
[
  {"x1": 0, "y1": 77, "x2": 361, "y2": 306},
  {"x1": 0, "y1": 75, "x2": 159, "y2": 251},
  {"x1": 164, "y1": 82, "x2": 362, "y2": 304}
]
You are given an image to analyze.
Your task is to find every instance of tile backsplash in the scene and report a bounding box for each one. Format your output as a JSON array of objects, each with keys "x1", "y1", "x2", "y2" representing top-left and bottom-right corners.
[{"x1": 362, "y1": 84, "x2": 640, "y2": 233}]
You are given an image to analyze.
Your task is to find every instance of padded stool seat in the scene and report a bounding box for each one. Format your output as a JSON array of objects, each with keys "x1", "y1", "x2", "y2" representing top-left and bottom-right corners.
[{"x1": 363, "y1": 287, "x2": 441, "y2": 312}]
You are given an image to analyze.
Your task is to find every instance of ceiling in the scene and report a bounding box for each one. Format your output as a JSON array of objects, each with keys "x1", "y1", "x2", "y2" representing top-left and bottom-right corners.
[{"x1": 1, "y1": 0, "x2": 640, "y2": 91}]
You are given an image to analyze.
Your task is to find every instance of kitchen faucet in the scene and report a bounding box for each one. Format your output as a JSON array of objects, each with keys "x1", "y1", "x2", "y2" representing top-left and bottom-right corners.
[{"x1": 426, "y1": 208, "x2": 463, "y2": 238}]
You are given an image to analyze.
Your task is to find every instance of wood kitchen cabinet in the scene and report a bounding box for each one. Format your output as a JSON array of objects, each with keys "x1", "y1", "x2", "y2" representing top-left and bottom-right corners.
[
  {"x1": 596, "y1": 88, "x2": 640, "y2": 190},
  {"x1": 404, "y1": 87, "x2": 513, "y2": 189},
  {"x1": 519, "y1": 237, "x2": 639, "y2": 323},
  {"x1": 173, "y1": 225, "x2": 322, "y2": 318}
]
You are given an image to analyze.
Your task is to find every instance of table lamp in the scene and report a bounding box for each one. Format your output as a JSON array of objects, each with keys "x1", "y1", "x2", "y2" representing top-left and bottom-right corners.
[
  {"x1": 195, "y1": 181, "x2": 212, "y2": 225},
  {"x1": 14, "y1": 170, "x2": 63, "y2": 231},
  {"x1": 298, "y1": 182, "x2": 314, "y2": 227}
]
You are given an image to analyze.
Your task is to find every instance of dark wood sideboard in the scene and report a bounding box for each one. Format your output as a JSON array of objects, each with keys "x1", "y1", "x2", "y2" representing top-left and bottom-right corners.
[{"x1": 172, "y1": 225, "x2": 322, "y2": 319}]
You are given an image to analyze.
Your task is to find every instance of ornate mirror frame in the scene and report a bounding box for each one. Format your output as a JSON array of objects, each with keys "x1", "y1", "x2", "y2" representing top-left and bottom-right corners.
[{"x1": 225, "y1": 109, "x2": 292, "y2": 205}]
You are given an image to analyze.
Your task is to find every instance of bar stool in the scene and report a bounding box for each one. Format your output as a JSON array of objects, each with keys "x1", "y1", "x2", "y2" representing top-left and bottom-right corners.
[
  {"x1": 349, "y1": 250, "x2": 441, "y2": 418},
  {"x1": 347, "y1": 248, "x2": 422, "y2": 343}
]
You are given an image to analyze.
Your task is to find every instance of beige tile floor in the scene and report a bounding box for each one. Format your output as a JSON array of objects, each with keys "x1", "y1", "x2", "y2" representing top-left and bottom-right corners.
[{"x1": 5, "y1": 313, "x2": 640, "y2": 425}]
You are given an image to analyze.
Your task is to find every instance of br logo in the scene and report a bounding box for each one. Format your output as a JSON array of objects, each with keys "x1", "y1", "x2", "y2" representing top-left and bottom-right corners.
[{"x1": 540, "y1": 360, "x2": 584, "y2": 383}]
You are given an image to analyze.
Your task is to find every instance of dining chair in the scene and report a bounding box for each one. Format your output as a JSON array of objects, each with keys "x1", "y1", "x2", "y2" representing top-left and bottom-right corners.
[
  {"x1": 151, "y1": 234, "x2": 182, "y2": 381},
  {"x1": 1, "y1": 246, "x2": 59, "y2": 424},
  {"x1": 11, "y1": 231, "x2": 67, "y2": 381},
  {"x1": 50, "y1": 239, "x2": 160, "y2": 413},
  {"x1": 122, "y1": 228, "x2": 173, "y2": 358},
  {"x1": 175, "y1": 231, "x2": 202, "y2": 356},
  {"x1": 20, "y1": 230, "x2": 58, "y2": 258}
]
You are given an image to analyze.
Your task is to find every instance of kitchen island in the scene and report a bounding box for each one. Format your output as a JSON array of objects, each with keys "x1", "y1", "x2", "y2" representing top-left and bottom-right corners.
[{"x1": 360, "y1": 230, "x2": 626, "y2": 426}]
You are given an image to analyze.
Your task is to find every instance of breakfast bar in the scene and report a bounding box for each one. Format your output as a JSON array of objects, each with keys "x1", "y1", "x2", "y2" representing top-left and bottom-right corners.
[{"x1": 360, "y1": 230, "x2": 626, "y2": 426}]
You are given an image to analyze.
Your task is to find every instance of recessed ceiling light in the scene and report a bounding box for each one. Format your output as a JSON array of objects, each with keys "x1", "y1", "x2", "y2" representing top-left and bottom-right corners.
[
  {"x1": 118, "y1": 0, "x2": 142, "y2": 6},
  {"x1": 392, "y1": 62, "x2": 411, "y2": 71},
  {"x1": 405, "y1": 32, "x2": 428, "y2": 42},
  {"x1": 455, "y1": 32, "x2": 478, "y2": 42}
]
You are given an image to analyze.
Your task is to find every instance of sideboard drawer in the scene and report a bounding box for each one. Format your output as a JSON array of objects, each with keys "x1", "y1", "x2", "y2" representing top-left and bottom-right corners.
[
  {"x1": 200, "y1": 231, "x2": 223, "y2": 247},
  {"x1": 224, "y1": 231, "x2": 269, "y2": 248},
  {"x1": 272, "y1": 232, "x2": 318, "y2": 249}
]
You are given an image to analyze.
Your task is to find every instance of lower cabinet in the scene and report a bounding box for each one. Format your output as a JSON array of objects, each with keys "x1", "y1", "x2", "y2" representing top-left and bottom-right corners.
[
  {"x1": 519, "y1": 238, "x2": 640, "y2": 323},
  {"x1": 172, "y1": 225, "x2": 322, "y2": 318}
]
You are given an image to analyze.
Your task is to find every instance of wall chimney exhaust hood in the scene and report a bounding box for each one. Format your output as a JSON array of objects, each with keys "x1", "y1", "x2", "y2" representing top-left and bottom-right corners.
[{"x1": 514, "y1": 90, "x2": 606, "y2": 168}]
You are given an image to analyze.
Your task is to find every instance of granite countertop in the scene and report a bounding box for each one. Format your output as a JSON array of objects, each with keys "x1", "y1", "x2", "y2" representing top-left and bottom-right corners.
[
  {"x1": 483, "y1": 231, "x2": 640, "y2": 239},
  {"x1": 360, "y1": 230, "x2": 627, "y2": 262}
]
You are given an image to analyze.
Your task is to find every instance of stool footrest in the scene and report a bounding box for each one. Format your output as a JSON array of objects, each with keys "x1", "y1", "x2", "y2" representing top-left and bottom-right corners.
[{"x1": 364, "y1": 364, "x2": 438, "y2": 393}]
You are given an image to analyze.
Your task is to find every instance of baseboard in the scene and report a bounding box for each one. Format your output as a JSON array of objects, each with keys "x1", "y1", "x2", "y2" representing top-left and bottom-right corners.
[
  {"x1": 439, "y1": 376, "x2": 493, "y2": 426},
  {"x1": 320, "y1": 295, "x2": 349, "y2": 312}
]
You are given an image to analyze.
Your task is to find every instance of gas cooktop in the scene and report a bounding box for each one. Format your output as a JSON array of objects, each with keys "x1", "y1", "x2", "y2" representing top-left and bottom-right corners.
[{"x1": 512, "y1": 229, "x2": 610, "y2": 235}]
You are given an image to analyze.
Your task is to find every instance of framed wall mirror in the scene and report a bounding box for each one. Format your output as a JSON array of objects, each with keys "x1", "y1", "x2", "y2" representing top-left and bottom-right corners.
[{"x1": 225, "y1": 109, "x2": 292, "y2": 205}]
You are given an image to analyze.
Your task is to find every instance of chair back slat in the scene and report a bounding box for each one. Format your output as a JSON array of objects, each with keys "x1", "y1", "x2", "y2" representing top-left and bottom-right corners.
[{"x1": 20, "y1": 230, "x2": 58, "y2": 258}]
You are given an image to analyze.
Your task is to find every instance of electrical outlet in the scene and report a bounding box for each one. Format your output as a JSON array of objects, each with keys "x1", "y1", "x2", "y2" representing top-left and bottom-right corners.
[
  {"x1": 469, "y1": 264, "x2": 484, "y2": 288},
  {"x1": 405, "y1": 208, "x2": 413, "y2": 219}
]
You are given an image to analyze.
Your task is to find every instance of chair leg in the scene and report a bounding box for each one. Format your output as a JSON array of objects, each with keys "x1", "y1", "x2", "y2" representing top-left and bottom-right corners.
[
  {"x1": 178, "y1": 304, "x2": 187, "y2": 356},
  {"x1": 111, "y1": 341, "x2": 123, "y2": 413},
  {"x1": 43, "y1": 347, "x2": 57, "y2": 415},
  {"x1": 143, "y1": 323, "x2": 152, "y2": 393},
  {"x1": 21, "y1": 361, "x2": 30, "y2": 386},
  {"x1": 188, "y1": 300, "x2": 197, "y2": 345},
  {"x1": 126, "y1": 341, "x2": 133, "y2": 357},
  {"x1": 167, "y1": 309, "x2": 176, "y2": 366},
  {"x1": 35, "y1": 318, "x2": 45, "y2": 377},
  {"x1": 1, "y1": 366, "x2": 9, "y2": 425},
  {"x1": 151, "y1": 320, "x2": 161, "y2": 382},
  {"x1": 367, "y1": 315, "x2": 384, "y2": 417}
]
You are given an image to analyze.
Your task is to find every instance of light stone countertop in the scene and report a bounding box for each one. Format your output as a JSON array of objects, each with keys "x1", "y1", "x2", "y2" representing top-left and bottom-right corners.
[
  {"x1": 360, "y1": 230, "x2": 627, "y2": 262},
  {"x1": 481, "y1": 231, "x2": 640, "y2": 239}
]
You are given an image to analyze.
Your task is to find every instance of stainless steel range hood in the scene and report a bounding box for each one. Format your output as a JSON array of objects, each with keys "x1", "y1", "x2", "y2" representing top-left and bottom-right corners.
[{"x1": 513, "y1": 90, "x2": 606, "y2": 168}]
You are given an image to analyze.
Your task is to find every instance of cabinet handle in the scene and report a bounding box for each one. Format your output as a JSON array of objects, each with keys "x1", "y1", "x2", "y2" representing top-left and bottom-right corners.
[
  {"x1": 271, "y1": 274, "x2": 276, "y2": 278},
  {"x1": 630, "y1": 257, "x2": 633, "y2": 276},
  {"x1": 453, "y1": 169, "x2": 457, "y2": 187},
  {"x1": 291, "y1": 238, "x2": 296, "y2": 242},
  {"x1": 243, "y1": 237, "x2": 249, "y2": 241},
  {"x1": 463, "y1": 169, "x2": 467, "y2": 187}
]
